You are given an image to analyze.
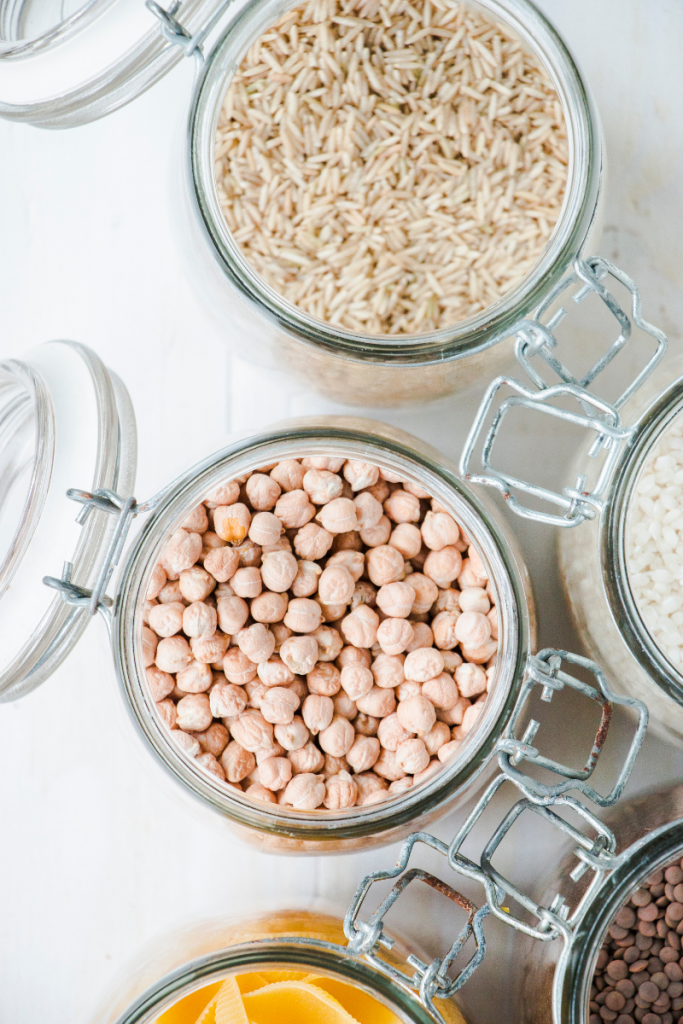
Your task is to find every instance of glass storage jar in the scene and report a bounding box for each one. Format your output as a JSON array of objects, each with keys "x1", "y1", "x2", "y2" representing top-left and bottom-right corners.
[
  {"x1": 0, "y1": 0, "x2": 607, "y2": 405},
  {"x1": 0, "y1": 338, "x2": 645, "y2": 854},
  {"x1": 458, "y1": 258, "x2": 683, "y2": 742}
]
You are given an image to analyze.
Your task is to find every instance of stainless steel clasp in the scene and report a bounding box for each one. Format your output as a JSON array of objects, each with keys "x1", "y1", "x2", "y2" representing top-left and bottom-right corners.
[
  {"x1": 146, "y1": 1, "x2": 235, "y2": 65},
  {"x1": 345, "y1": 832, "x2": 489, "y2": 1022},
  {"x1": 460, "y1": 256, "x2": 667, "y2": 528}
]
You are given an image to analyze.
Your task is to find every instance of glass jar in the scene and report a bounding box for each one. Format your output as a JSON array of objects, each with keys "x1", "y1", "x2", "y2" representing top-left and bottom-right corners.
[
  {"x1": 458, "y1": 259, "x2": 683, "y2": 742},
  {"x1": 516, "y1": 781, "x2": 683, "y2": 1024},
  {"x1": 0, "y1": 338, "x2": 645, "y2": 854},
  {"x1": 0, "y1": 0, "x2": 606, "y2": 405}
]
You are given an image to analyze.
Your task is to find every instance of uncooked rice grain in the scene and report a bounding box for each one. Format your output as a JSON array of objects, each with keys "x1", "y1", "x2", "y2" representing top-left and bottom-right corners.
[
  {"x1": 215, "y1": 0, "x2": 568, "y2": 335},
  {"x1": 628, "y1": 412, "x2": 683, "y2": 669}
]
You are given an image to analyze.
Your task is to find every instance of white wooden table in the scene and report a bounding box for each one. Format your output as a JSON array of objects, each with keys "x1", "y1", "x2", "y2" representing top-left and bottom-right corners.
[{"x1": 1, "y1": 3, "x2": 683, "y2": 1021}]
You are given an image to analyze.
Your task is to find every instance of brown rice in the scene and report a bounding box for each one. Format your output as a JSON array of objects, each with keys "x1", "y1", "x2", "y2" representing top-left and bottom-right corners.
[{"x1": 215, "y1": 0, "x2": 568, "y2": 335}]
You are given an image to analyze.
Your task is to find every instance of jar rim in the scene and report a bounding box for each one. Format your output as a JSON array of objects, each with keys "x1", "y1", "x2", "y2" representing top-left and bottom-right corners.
[
  {"x1": 114, "y1": 418, "x2": 532, "y2": 846},
  {"x1": 189, "y1": 0, "x2": 602, "y2": 364},
  {"x1": 603, "y1": 379, "x2": 683, "y2": 707},
  {"x1": 110, "y1": 933, "x2": 437, "y2": 1024}
]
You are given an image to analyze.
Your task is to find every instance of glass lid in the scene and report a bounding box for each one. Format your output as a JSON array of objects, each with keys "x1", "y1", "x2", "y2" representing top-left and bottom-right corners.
[
  {"x1": 0, "y1": 340, "x2": 137, "y2": 701},
  {"x1": 0, "y1": 0, "x2": 227, "y2": 128}
]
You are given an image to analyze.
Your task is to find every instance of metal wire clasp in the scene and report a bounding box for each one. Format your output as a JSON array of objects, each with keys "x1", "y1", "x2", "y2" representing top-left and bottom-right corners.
[
  {"x1": 345, "y1": 832, "x2": 490, "y2": 1023},
  {"x1": 460, "y1": 256, "x2": 667, "y2": 528},
  {"x1": 146, "y1": 0, "x2": 235, "y2": 65},
  {"x1": 43, "y1": 487, "x2": 139, "y2": 623}
]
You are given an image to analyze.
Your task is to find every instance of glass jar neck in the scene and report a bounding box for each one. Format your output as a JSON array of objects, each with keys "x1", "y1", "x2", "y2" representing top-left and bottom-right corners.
[{"x1": 189, "y1": 0, "x2": 602, "y2": 363}]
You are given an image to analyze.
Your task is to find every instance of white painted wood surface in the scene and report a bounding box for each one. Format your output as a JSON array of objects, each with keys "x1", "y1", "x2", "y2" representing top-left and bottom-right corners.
[{"x1": 1, "y1": 3, "x2": 683, "y2": 1021}]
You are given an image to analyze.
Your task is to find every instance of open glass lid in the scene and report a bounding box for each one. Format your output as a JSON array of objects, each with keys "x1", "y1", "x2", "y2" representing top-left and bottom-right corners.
[
  {"x1": 0, "y1": 340, "x2": 136, "y2": 701},
  {"x1": 0, "y1": 0, "x2": 227, "y2": 127}
]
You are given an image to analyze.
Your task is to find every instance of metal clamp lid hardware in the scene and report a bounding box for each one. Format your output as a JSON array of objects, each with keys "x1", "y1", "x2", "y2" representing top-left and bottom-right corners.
[
  {"x1": 342, "y1": 649, "x2": 647, "y2": 1021},
  {"x1": 460, "y1": 257, "x2": 668, "y2": 527},
  {"x1": 146, "y1": 1, "x2": 235, "y2": 65}
]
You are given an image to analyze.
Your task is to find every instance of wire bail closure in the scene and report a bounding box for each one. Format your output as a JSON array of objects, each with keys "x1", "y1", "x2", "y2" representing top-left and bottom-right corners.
[
  {"x1": 146, "y1": 0, "x2": 235, "y2": 65},
  {"x1": 460, "y1": 256, "x2": 668, "y2": 527}
]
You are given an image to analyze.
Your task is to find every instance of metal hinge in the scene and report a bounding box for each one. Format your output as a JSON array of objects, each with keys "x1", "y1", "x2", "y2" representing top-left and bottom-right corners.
[{"x1": 43, "y1": 488, "x2": 139, "y2": 622}]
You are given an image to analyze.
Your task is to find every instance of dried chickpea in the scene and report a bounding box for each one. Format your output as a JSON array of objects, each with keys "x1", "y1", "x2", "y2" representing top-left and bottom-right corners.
[
  {"x1": 337, "y1": 645, "x2": 371, "y2": 670},
  {"x1": 195, "y1": 723, "x2": 229, "y2": 758},
  {"x1": 258, "y1": 756, "x2": 293, "y2": 791},
  {"x1": 374, "y1": 748, "x2": 407, "y2": 781},
  {"x1": 461, "y1": 640, "x2": 498, "y2": 664},
  {"x1": 196, "y1": 753, "x2": 226, "y2": 781},
  {"x1": 371, "y1": 654, "x2": 405, "y2": 690},
  {"x1": 350, "y1": 582, "x2": 377, "y2": 611},
  {"x1": 396, "y1": 737, "x2": 430, "y2": 775},
  {"x1": 333, "y1": 692, "x2": 357, "y2": 719},
  {"x1": 171, "y1": 730, "x2": 200, "y2": 758},
  {"x1": 413, "y1": 760, "x2": 442, "y2": 787},
  {"x1": 431, "y1": 611, "x2": 460, "y2": 650},
  {"x1": 341, "y1": 604, "x2": 379, "y2": 648},
  {"x1": 156, "y1": 636, "x2": 193, "y2": 674},
  {"x1": 244, "y1": 473, "x2": 280, "y2": 511},
  {"x1": 353, "y1": 492, "x2": 383, "y2": 531},
  {"x1": 442, "y1": 650, "x2": 463, "y2": 673},
  {"x1": 376, "y1": 618, "x2": 414, "y2": 656},
  {"x1": 176, "y1": 660, "x2": 213, "y2": 694},
  {"x1": 181, "y1": 504, "x2": 209, "y2": 534},
  {"x1": 302, "y1": 694, "x2": 334, "y2": 734},
  {"x1": 377, "y1": 713, "x2": 411, "y2": 751},
  {"x1": 458, "y1": 557, "x2": 487, "y2": 589},
  {"x1": 203, "y1": 546, "x2": 239, "y2": 583},
  {"x1": 376, "y1": 581, "x2": 415, "y2": 618},
  {"x1": 437, "y1": 696, "x2": 470, "y2": 726},
  {"x1": 384, "y1": 490, "x2": 421, "y2": 524},
  {"x1": 396, "y1": 679, "x2": 421, "y2": 701},
  {"x1": 360, "y1": 515, "x2": 392, "y2": 548},
  {"x1": 148, "y1": 601, "x2": 184, "y2": 638},
  {"x1": 324, "y1": 771, "x2": 359, "y2": 809},
  {"x1": 176, "y1": 693, "x2": 212, "y2": 732},
  {"x1": 326, "y1": 549, "x2": 365, "y2": 582},
  {"x1": 223, "y1": 647, "x2": 258, "y2": 685},
  {"x1": 220, "y1": 741, "x2": 256, "y2": 783},
  {"x1": 183, "y1": 601, "x2": 217, "y2": 639},
  {"x1": 397, "y1": 695, "x2": 436, "y2": 736},
  {"x1": 162, "y1": 529, "x2": 203, "y2": 575},
  {"x1": 388, "y1": 523, "x2": 422, "y2": 560},
  {"x1": 322, "y1": 754, "x2": 349, "y2": 779},
  {"x1": 422, "y1": 673, "x2": 459, "y2": 710},
  {"x1": 455, "y1": 611, "x2": 491, "y2": 649},
  {"x1": 319, "y1": 715, "x2": 355, "y2": 757},
  {"x1": 422, "y1": 721, "x2": 450, "y2": 756},
  {"x1": 204, "y1": 481, "x2": 240, "y2": 508},
  {"x1": 275, "y1": 716, "x2": 309, "y2": 751},
  {"x1": 438, "y1": 741, "x2": 462, "y2": 763},
  {"x1": 270, "y1": 460, "x2": 305, "y2": 492},
  {"x1": 487, "y1": 606, "x2": 498, "y2": 641},
  {"x1": 461, "y1": 703, "x2": 484, "y2": 735},
  {"x1": 279, "y1": 635, "x2": 318, "y2": 677},
  {"x1": 245, "y1": 783, "x2": 277, "y2": 804},
  {"x1": 404, "y1": 647, "x2": 444, "y2": 683},
  {"x1": 238, "y1": 623, "x2": 276, "y2": 663},
  {"x1": 230, "y1": 567, "x2": 262, "y2": 599},
  {"x1": 282, "y1": 773, "x2": 326, "y2": 810},
  {"x1": 347, "y1": 735, "x2": 380, "y2": 773},
  {"x1": 260, "y1": 684, "x2": 301, "y2": 724},
  {"x1": 310, "y1": 625, "x2": 343, "y2": 662},
  {"x1": 249, "y1": 512, "x2": 282, "y2": 547},
  {"x1": 303, "y1": 469, "x2": 343, "y2": 504},
  {"x1": 421, "y1": 511, "x2": 460, "y2": 551},
  {"x1": 234, "y1": 539, "x2": 263, "y2": 567},
  {"x1": 356, "y1": 687, "x2": 396, "y2": 719},
  {"x1": 288, "y1": 742, "x2": 325, "y2": 776},
  {"x1": 307, "y1": 662, "x2": 341, "y2": 697},
  {"x1": 459, "y1": 587, "x2": 490, "y2": 614},
  {"x1": 355, "y1": 772, "x2": 387, "y2": 801},
  {"x1": 214, "y1": 503, "x2": 251, "y2": 544},
  {"x1": 178, "y1": 565, "x2": 216, "y2": 603},
  {"x1": 340, "y1": 664, "x2": 374, "y2": 701},
  {"x1": 210, "y1": 681, "x2": 247, "y2": 718},
  {"x1": 147, "y1": 666, "x2": 175, "y2": 702},
  {"x1": 230, "y1": 711, "x2": 274, "y2": 752},
  {"x1": 291, "y1": 559, "x2": 322, "y2": 597},
  {"x1": 424, "y1": 547, "x2": 463, "y2": 588},
  {"x1": 251, "y1": 591, "x2": 288, "y2": 624},
  {"x1": 217, "y1": 595, "x2": 249, "y2": 635},
  {"x1": 318, "y1": 565, "x2": 355, "y2": 605},
  {"x1": 316, "y1": 497, "x2": 358, "y2": 534},
  {"x1": 284, "y1": 597, "x2": 323, "y2": 634},
  {"x1": 257, "y1": 657, "x2": 295, "y2": 688},
  {"x1": 455, "y1": 663, "x2": 487, "y2": 698},
  {"x1": 366, "y1": 545, "x2": 405, "y2": 586}
]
